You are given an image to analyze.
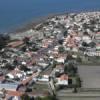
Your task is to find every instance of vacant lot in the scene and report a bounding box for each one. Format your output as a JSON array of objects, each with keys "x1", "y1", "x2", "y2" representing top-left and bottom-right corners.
[{"x1": 78, "y1": 65, "x2": 100, "y2": 88}]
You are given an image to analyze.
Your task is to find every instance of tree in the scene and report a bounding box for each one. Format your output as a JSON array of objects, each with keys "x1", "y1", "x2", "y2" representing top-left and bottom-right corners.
[
  {"x1": 83, "y1": 23, "x2": 88, "y2": 29},
  {"x1": 0, "y1": 34, "x2": 10, "y2": 50},
  {"x1": 42, "y1": 96, "x2": 57, "y2": 100},
  {"x1": 88, "y1": 42, "x2": 96, "y2": 48},
  {"x1": 30, "y1": 97, "x2": 35, "y2": 100},
  {"x1": 52, "y1": 60, "x2": 57, "y2": 69},
  {"x1": 63, "y1": 30, "x2": 68, "y2": 37},
  {"x1": 76, "y1": 76, "x2": 81, "y2": 87},
  {"x1": 82, "y1": 42, "x2": 89, "y2": 47},
  {"x1": 35, "y1": 97, "x2": 42, "y2": 100},
  {"x1": 31, "y1": 45, "x2": 39, "y2": 51},
  {"x1": 76, "y1": 56, "x2": 82, "y2": 63},
  {"x1": 64, "y1": 62, "x2": 77, "y2": 76},
  {"x1": 13, "y1": 59, "x2": 18, "y2": 66},
  {"x1": 58, "y1": 39, "x2": 63, "y2": 45},
  {"x1": 21, "y1": 46, "x2": 26, "y2": 52},
  {"x1": 5, "y1": 63, "x2": 15, "y2": 70},
  {"x1": 65, "y1": 53, "x2": 73, "y2": 62},
  {"x1": 20, "y1": 93, "x2": 30, "y2": 100},
  {"x1": 64, "y1": 63, "x2": 68, "y2": 74},
  {"x1": 20, "y1": 65, "x2": 30, "y2": 72},
  {"x1": 90, "y1": 19, "x2": 96, "y2": 25},
  {"x1": 0, "y1": 37, "x2": 6, "y2": 49},
  {"x1": 55, "y1": 72, "x2": 61, "y2": 77},
  {"x1": 36, "y1": 96, "x2": 57, "y2": 100},
  {"x1": 23, "y1": 37, "x2": 30, "y2": 45},
  {"x1": 73, "y1": 86, "x2": 77, "y2": 93},
  {"x1": 58, "y1": 46, "x2": 65, "y2": 53}
]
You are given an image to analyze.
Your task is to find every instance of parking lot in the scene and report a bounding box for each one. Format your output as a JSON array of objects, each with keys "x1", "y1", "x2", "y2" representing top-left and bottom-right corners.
[{"x1": 78, "y1": 65, "x2": 100, "y2": 88}]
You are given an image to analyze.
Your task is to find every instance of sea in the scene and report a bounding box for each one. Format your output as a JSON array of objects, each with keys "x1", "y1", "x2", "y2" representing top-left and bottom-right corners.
[{"x1": 0, "y1": 0, "x2": 100, "y2": 33}]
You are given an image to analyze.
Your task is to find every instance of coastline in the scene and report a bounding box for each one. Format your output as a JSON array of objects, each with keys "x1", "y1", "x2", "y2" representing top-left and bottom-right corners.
[
  {"x1": 10, "y1": 14, "x2": 56, "y2": 34},
  {"x1": 7, "y1": 10, "x2": 100, "y2": 34},
  {"x1": 9, "y1": 12, "x2": 68, "y2": 34}
]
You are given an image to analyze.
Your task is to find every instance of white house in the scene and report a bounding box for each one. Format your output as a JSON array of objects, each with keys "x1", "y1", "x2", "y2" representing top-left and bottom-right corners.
[
  {"x1": 6, "y1": 73, "x2": 14, "y2": 79},
  {"x1": 37, "y1": 75, "x2": 49, "y2": 82},
  {"x1": 96, "y1": 44, "x2": 100, "y2": 51},
  {"x1": 82, "y1": 35, "x2": 92, "y2": 44},
  {"x1": 38, "y1": 62, "x2": 49, "y2": 69},
  {"x1": 56, "y1": 74, "x2": 68, "y2": 86},
  {"x1": 55, "y1": 58, "x2": 65, "y2": 63}
]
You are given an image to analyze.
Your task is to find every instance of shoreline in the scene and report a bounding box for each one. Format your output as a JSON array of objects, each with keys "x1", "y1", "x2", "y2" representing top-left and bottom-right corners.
[
  {"x1": 5, "y1": 10, "x2": 100, "y2": 34},
  {"x1": 9, "y1": 12, "x2": 69, "y2": 34},
  {"x1": 10, "y1": 14, "x2": 56, "y2": 34}
]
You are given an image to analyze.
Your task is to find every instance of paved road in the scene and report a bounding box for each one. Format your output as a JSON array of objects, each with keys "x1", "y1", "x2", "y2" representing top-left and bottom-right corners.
[
  {"x1": 58, "y1": 97, "x2": 100, "y2": 100},
  {"x1": 78, "y1": 65, "x2": 100, "y2": 88},
  {"x1": 57, "y1": 91, "x2": 100, "y2": 100}
]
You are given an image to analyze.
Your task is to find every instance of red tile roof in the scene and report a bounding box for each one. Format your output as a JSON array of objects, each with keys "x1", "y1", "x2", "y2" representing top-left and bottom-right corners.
[
  {"x1": 7, "y1": 41, "x2": 24, "y2": 48},
  {"x1": 0, "y1": 76, "x2": 5, "y2": 81},
  {"x1": 96, "y1": 32, "x2": 100, "y2": 34},
  {"x1": 7, "y1": 90, "x2": 22, "y2": 96},
  {"x1": 60, "y1": 74, "x2": 68, "y2": 80}
]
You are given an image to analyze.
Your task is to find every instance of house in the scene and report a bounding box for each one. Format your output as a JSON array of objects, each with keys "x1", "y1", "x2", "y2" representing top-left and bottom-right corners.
[
  {"x1": 0, "y1": 76, "x2": 5, "y2": 83},
  {"x1": 72, "y1": 47, "x2": 78, "y2": 52},
  {"x1": 37, "y1": 62, "x2": 49, "y2": 69},
  {"x1": 42, "y1": 38, "x2": 53, "y2": 48},
  {"x1": 54, "y1": 46, "x2": 59, "y2": 50},
  {"x1": 0, "y1": 91, "x2": 5, "y2": 99},
  {"x1": 56, "y1": 74, "x2": 68, "y2": 86},
  {"x1": 0, "y1": 83, "x2": 18, "y2": 91},
  {"x1": 49, "y1": 55, "x2": 54, "y2": 59},
  {"x1": 82, "y1": 35, "x2": 92, "y2": 44},
  {"x1": 95, "y1": 32, "x2": 100, "y2": 41},
  {"x1": 72, "y1": 54, "x2": 78, "y2": 59},
  {"x1": 6, "y1": 73, "x2": 14, "y2": 79},
  {"x1": 37, "y1": 76, "x2": 49, "y2": 82},
  {"x1": 96, "y1": 44, "x2": 100, "y2": 51},
  {"x1": 37, "y1": 65, "x2": 53, "y2": 82},
  {"x1": 7, "y1": 96, "x2": 21, "y2": 100},
  {"x1": 55, "y1": 58, "x2": 65, "y2": 63},
  {"x1": 37, "y1": 72, "x2": 50, "y2": 82},
  {"x1": 64, "y1": 35, "x2": 77, "y2": 48},
  {"x1": 74, "y1": 36, "x2": 81, "y2": 44},
  {"x1": 55, "y1": 64, "x2": 64, "y2": 73},
  {"x1": 84, "y1": 51, "x2": 100, "y2": 56},
  {"x1": 8, "y1": 69, "x2": 25, "y2": 80}
]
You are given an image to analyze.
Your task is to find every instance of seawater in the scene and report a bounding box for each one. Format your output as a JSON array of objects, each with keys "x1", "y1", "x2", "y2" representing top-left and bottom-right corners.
[{"x1": 0, "y1": 0, "x2": 100, "y2": 33}]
